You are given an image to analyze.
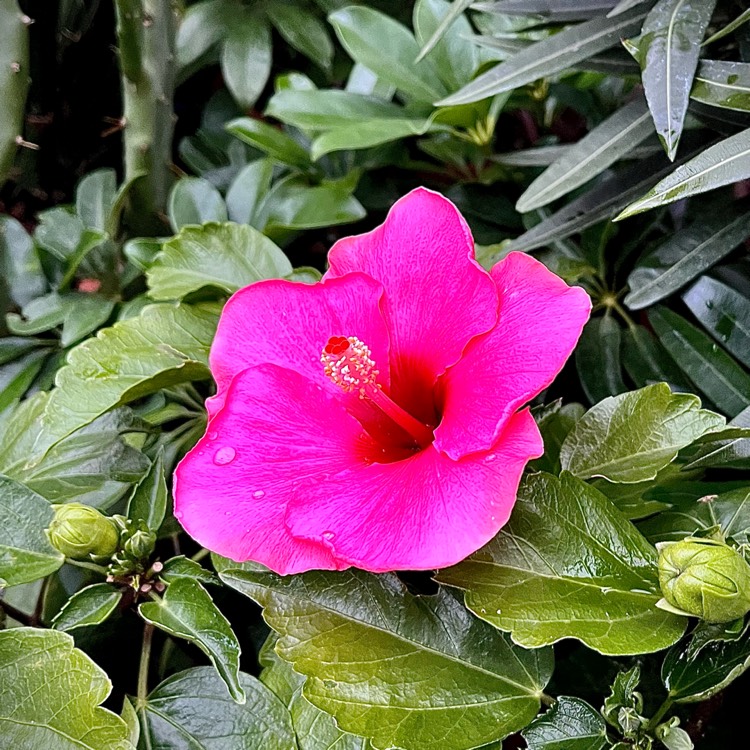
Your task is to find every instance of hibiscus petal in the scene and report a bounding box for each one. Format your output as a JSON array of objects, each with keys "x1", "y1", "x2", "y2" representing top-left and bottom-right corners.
[
  {"x1": 326, "y1": 187, "x2": 498, "y2": 424},
  {"x1": 207, "y1": 272, "x2": 389, "y2": 418},
  {"x1": 435, "y1": 252, "x2": 591, "y2": 459},
  {"x1": 174, "y1": 364, "x2": 370, "y2": 575},
  {"x1": 284, "y1": 408, "x2": 543, "y2": 572}
]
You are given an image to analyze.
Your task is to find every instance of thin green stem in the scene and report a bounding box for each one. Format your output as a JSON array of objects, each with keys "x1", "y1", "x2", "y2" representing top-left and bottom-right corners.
[
  {"x1": 646, "y1": 696, "x2": 673, "y2": 731},
  {"x1": 191, "y1": 547, "x2": 210, "y2": 563},
  {"x1": 611, "y1": 298, "x2": 637, "y2": 330},
  {"x1": 66, "y1": 559, "x2": 109, "y2": 575},
  {"x1": 539, "y1": 692, "x2": 555, "y2": 707},
  {"x1": 137, "y1": 622, "x2": 154, "y2": 708}
]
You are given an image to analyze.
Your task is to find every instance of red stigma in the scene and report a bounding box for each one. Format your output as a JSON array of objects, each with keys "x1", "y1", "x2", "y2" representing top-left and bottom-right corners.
[{"x1": 324, "y1": 336, "x2": 351, "y2": 355}]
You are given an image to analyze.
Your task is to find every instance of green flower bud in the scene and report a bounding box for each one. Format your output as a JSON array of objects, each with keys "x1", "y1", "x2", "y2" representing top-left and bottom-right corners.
[
  {"x1": 657, "y1": 538, "x2": 750, "y2": 623},
  {"x1": 124, "y1": 528, "x2": 156, "y2": 561},
  {"x1": 48, "y1": 503, "x2": 119, "y2": 560}
]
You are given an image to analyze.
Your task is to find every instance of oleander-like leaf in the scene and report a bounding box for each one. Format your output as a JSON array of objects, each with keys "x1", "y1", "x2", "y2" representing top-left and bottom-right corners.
[
  {"x1": 692, "y1": 60, "x2": 750, "y2": 112},
  {"x1": 560, "y1": 383, "x2": 724, "y2": 482},
  {"x1": 522, "y1": 696, "x2": 609, "y2": 750},
  {"x1": 0, "y1": 628, "x2": 133, "y2": 749},
  {"x1": 127, "y1": 448, "x2": 167, "y2": 533},
  {"x1": 625, "y1": 208, "x2": 750, "y2": 310},
  {"x1": 635, "y1": 0, "x2": 716, "y2": 159},
  {"x1": 438, "y1": 472, "x2": 687, "y2": 655},
  {"x1": 52, "y1": 583, "x2": 122, "y2": 631},
  {"x1": 0, "y1": 474, "x2": 63, "y2": 587},
  {"x1": 439, "y1": 6, "x2": 648, "y2": 105},
  {"x1": 139, "y1": 667, "x2": 295, "y2": 750},
  {"x1": 575, "y1": 316, "x2": 627, "y2": 405},
  {"x1": 139, "y1": 577, "x2": 245, "y2": 703},
  {"x1": 217, "y1": 560, "x2": 553, "y2": 750},
  {"x1": 148, "y1": 222, "x2": 292, "y2": 300},
  {"x1": 39, "y1": 302, "x2": 217, "y2": 452}
]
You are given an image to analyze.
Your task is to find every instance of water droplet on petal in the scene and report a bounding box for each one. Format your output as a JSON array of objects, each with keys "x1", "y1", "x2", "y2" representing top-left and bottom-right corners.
[
  {"x1": 252, "y1": 490, "x2": 265, "y2": 499},
  {"x1": 322, "y1": 531, "x2": 335, "y2": 541},
  {"x1": 213, "y1": 446, "x2": 236, "y2": 465},
  {"x1": 208, "y1": 431, "x2": 218, "y2": 440},
  {"x1": 485, "y1": 454, "x2": 497, "y2": 463}
]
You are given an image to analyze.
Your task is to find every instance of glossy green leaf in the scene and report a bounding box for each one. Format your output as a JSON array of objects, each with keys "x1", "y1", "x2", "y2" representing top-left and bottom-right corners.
[
  {"x1": 439, "y1": 472, "x2": 687, "y2": 655},
  {"x1": 40, "y1": 302, "x2": 217, "y2": 450},
  {"x1": 160, "y1": 555, "x2": 219, "y2": 586},
  {"x1": 702, "y1": 9, "x2": 750, "y2": 45},
  {"x1": 478, "y1": 0, "x2": 621, "y2": 21},
  {"x1": 517, "y1": 97, "x2": 653, "y2": 212},
  {"x1": 0, "y1": 628, "x2": 132, "y2": 749},
  {"x1": 0, "y1": 349, "x2": 48, "y2": 412},
  {"x1": 167, "y1": 177, "x2": 228, "y2": 231},
  {"x1": 227, "y1": 117, "x2": 312, "y2": 169},
  {"x1": 139, "y1": 667, "x2": 295, "y2": 750},
  {"x1": 575, "y1": 316, "x2": 627, "y2": 405},
  {"x1": 266, "y1": 3, "x2": 333, "y2": 71},
  {"x1": 439, "y1": 6, "x2": 648, "y2": 105},
  {"x1": 140, "y1": 577, "x2": 245, "y2": 703},
  {"x1": 692, "y1": 60, "x2": 750, "y2": 112},
  {"x1": 127, "y1": 448, "x2": 167, "y2": 533},
  {"x1": 329, "y1": 6, "x2": 447, "y2": 103},
  {"x1": 0, "y1": 474, "x2": 63, "y2": 586},
  {"x1": 218, "y1": 561, "x2": 553, "y2": 750},
  {"x1": 0, "y1": 215, "x2": 46, "y2": 307},
  {"x1": 663, "y1": 621, "x2": 750, "y2": 702},
  {"x1": 621, "y1": 325, "x2": 693, "y2": 391},
  {"x1": 636, "y1": 0, "x2": 716, "y2": 159},
  {"x1": 414, "y1": 0, "x2": 472, "y2": 65},
  {"x1": 618, "y1": 127, "x2": 750, "y2": 217},
  {"x1": 225, "y1": 158, "x2": 274, "y2": 226},
  {"x1": 0, "y1": 1, "x2": 29, "y2": 184},
  {"x1": 682, "y1": 276, "x2": 750, "y2": 368},
  {"x1": 175, "y1": 0, "x2": 229, "y2": 73},
  {"x1": 522, "y1": 697, "x2": 609, "y2": 750},
  {"x1": 7, "y1": 292, "x2": 65, "y2": 335},
  {"x1": 681, "y1": 426, "x2": 750, "y2": 470},
  {"x1": 625, "y1": 209, "x2": 750, "y2": 309},
  {"x1": 148, "y1": 222, "x2": 291, "y2": 300},
  {"x1": 52, "y1": 583, "x2": 122, "y2": 631},
  {"x1": 609, "y1": 0, "x2": 648, "y2": 15},
  {"x1": 649, "y1": 306, "x2": 750, "y2": 416},
  {"x1": 221, "y1": 12, "x2": 271, "y2": 108},
  {"x1": 60, "y1": 293, "x2": 116, "y2": 347},
  {"x1": 560, "y1": 383, "x2": 723, "y2": 482},
  {"x1": 76, "y1": 168, "x2": 116, "y2": 233}
]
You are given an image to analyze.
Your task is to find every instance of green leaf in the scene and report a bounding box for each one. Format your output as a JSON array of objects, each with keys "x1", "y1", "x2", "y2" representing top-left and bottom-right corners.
[
  {"x1": 625, "y1": 208, "x2": 750, "y2": 309},
  {"x1": 702, "y1": 9, "x2": 750, "y2": 45},
  {"x1": 0, "y1": 2, "x2": 29, "y2": 184},
  {"x1": 266, "y1": 3, "x2": 333, "y2": 72},
  {"x1": 0, "y1": 348, "x2": 49, "y2": 411},
  {"x1": 39, "y1": 302, "x2": 217, "y2": 450},
  {"x1": 0, "y1": 474, "x2": 63, "y2": 587},
  {"x1": 60, "y1": 293, "x2": 116, "y2": 347},
  {"x1": 413, "y1": 0, "x2": 478, "y2": 89},
  {"x1": 438, "y1": 472, "x2": 687, "y2": 655},
  {"x1": 218, "y1": 560, "x2": 553, "y2": 750},
  {"x1": 221, "y1": 12, "x2": 272, "y2": 109},
  {"x1": 663, "y1": 620, "x2": 750, "y2": 702},
  {"x1": 329, "y1": 6, "x2": 447, "y2": 103},
  {"x1": 226, "y1": 117, "x2": 312, "y2": 169},
  {"x1": 522, "y1": 696, "x2": 609, "y2": 750},
  {"x1": 175, "y1": 0, "x2": 229, "y2": 73},
  {"x1": 517, "y1": 97, "x2": 653, "y2": 212},
  {"x1": 602, "y1": 666, "x2": 643, "y2": 732},
  {"x1": 139, "y1": 667, "x2": 295, "y2": 750},
  {"x1": 0, "y1": 628, "x2": 132, "y2": 749},
  {"x1": 438, "y1": 6, "x2": 648, "y2": 105},
  {"x1": 682, "y1": 276, "x2": 750, "y2": 368},
  {"x1": 560, "y1": 383, "x2": 725, "y2": 482},
  {"x1": 225, "y1": 158, "x2": 274, "y2": 226},
  {"x1": 681, "y1": 426, "x2": 750, "y2": 470},
  {"x1": 621, "y1": 324, "x2": 693, "y2": 391},
  {"x1": 692, "y1": 60, "x2": 750, "y2": 112},
  {"x1": 618, "y1": 127, "x2": 750, "y2": 217},
  {"x1": 636, "y1": 0, "x2": 716, "y2": 159},
  {"x1": 167, "y1": 177, "x2": 228, "y2": 231},
  {"x1": 7, "y1": 292, "x2": 65, "y2": 335},
  {"x1": 52, "y1": 583, "x2": 122, "y2": 631},
  {"x1": 160, "y1": 555, "x2": 219, "y2": 586},
  {"x1": 76, "y1": 168, "x2": 116, "y2": 233},
  {"x1": 575, "y1": 316, "x2": 627, "y2": 405},
  {"x1": 0, "y1": 215, "x2": 46, "y2": 308},
  {"x1": 649, "y1": 305, "x2": 750, "y2": 416},
  {"x1": 139, "y1": 577, "x2": 245, "y2": 703},
  {"x1": 127, "y1": 448, "x2": 167, "y2": 533},
  {"x1": 147, "y1": 222, "x2": 291, "y2": 300}
]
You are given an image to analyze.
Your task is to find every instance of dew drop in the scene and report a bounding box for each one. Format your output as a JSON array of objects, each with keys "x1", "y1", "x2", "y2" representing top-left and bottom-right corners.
[
  {"x1": 253, "y1": 490, "x2": 265, "y2": 499},
  {"x1": 496, "y1": 609, "x2": 502, "y2": 615},
  {"x1": 207, "y1": 431, "x2": 218, "y2": 440},
  {"x1": 322, "y1": 531, "x2": 335, "y2": 541},
  {"x1": 213, "y1": 446, "x2": 236, "y2": 465},
  {"x1": 485, "y1": 453, "x2": 497, "y2": 463}
]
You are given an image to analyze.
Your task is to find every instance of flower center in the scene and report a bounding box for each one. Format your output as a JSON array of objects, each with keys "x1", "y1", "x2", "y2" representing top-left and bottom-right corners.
[{"x1": 322, "y1": 335, "x2": 434, "y2": 450}]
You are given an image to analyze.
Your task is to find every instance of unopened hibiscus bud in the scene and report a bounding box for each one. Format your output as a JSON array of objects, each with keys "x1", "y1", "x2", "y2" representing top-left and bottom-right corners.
[
  {"x1": 48, "y1": 503, "x2": 119, "y2": 560},
  {"x1": 657, "y1": 538, "x2": 750, "y2": 623},
  {"x1": 123, "y1": 528, "x2": 156, "y2": 560}
]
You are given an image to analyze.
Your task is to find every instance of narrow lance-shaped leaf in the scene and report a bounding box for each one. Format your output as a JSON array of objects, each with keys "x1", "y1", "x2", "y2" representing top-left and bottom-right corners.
[
  {"x1": 691, "y1": 60, "x2": 750, "y2": 112},
  {"x1": 575, "y1": 316, "x2": 627, "y2": 406},
  {"x1": 127, "y1": 448, "x2": 168, "y2": 533},
  {"x1": 217, "y1": 561, "x2": 553, "y2": 750},
  {"x1": 438, "y1": 6, "x2": 648, "y2": 106},
  {"x1": 517, "y1": 96, "x2": 653, "y2": 213},
  {"x1": 559, "y1": 383, "x2": 724, "y2": 483},
  {"x1": 618, "y1": 127, "x2": 750, "y2": 218},
  {"x1": 438, "y1": 472, "x2": 687, "y2": 656},
  {"x1": 634, "y1": 0, "x2": 716, "y2": 159},
  {"x1": 474, "y1": 0, "x2": 621, "y2": 22},
  {"x1": 414, "y1": 0, "x2": 472, "y2": 64},
  {"x1": 702, "y1": 8, "x2": 750, "y2": 45},
  {"x1": 625, "y1": 207, "x2": 750, "y2": 310}
]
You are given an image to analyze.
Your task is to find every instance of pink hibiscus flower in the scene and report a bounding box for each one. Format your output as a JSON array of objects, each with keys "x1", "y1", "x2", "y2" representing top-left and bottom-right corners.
[{"x1": 173, "y1": 188, "x2": 591, "y2": 574}]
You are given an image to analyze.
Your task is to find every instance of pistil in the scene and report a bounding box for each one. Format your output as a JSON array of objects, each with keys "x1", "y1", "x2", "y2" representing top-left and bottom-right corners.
[{"x1": 321, "y1": 336, "x2": 434, "y2": 449}]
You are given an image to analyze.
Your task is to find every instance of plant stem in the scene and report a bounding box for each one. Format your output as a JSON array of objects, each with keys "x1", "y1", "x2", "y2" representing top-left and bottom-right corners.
[
  {"x1": 31, "y1": 575, "x2": 51, "y2": 627},
  {"x1": 66, "y1": 559, "x2": 109, "y2": 575},
  {"x1": 137, "y1": 622, "x2": 155, "y2": 708},
  {"x1": 647, "y1": 696, "x2": 674, "y2": 731},
  {"x1": 191, "y1": 547, "x2": 210, "y2": 563}
]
